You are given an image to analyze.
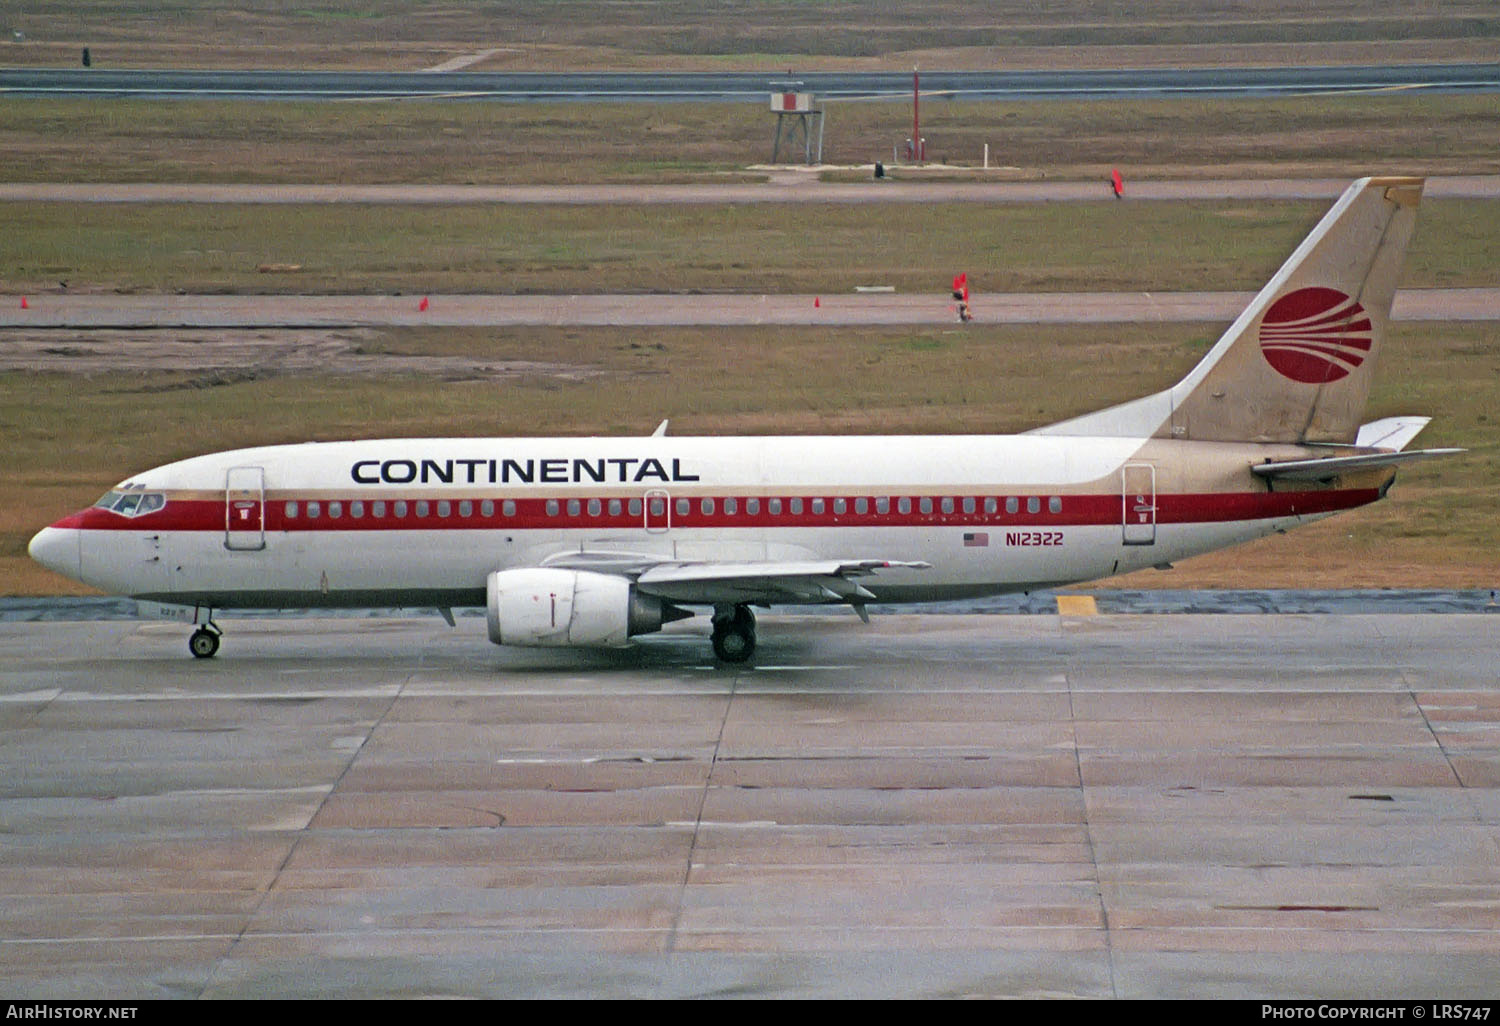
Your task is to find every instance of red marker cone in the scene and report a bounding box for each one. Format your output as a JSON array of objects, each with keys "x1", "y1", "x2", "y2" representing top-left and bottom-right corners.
[
  {"x1": 814, "y1": 296, "x2": 820, "y2": 308},
  {"x1": 19, "y1": 296, "x2": 27, "y2": 309},
  {"x1": 418, "y1": 296, "x2": 429, "y2": 312}
]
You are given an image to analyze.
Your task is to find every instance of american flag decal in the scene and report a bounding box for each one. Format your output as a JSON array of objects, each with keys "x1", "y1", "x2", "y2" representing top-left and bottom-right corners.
[{"x1": 963, "y1": 532, "x2": 989, "y2": 547}]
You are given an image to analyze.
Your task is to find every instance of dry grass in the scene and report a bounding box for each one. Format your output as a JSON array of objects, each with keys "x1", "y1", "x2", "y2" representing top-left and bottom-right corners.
[
  {"x1": 3, "y1": 196, "x2": 1498, "y2": 296},
  {"x1": 1, "y1": 92, "x2": 1498, "y2": 185},
  {"x1": 1, "y1": 2, "x2": 1496, "y2": 593}
]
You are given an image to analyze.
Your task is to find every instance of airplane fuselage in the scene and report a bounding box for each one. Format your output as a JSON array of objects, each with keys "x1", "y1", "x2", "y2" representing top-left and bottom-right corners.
[{"x1": 36, "y1": 433, "x2": 1384, "y2": 610}]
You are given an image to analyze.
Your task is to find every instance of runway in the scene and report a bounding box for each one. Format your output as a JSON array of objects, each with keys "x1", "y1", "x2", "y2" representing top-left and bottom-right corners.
[
  {"x1": 4, "y1": 64, "x2": 1496, "y2": 102},
  {"x1": 2, "y1": 612, "x2": 1496, "y2": 998},
  {"x1": 4, "y1": 288, "x2": 1498, "y2": 332}
]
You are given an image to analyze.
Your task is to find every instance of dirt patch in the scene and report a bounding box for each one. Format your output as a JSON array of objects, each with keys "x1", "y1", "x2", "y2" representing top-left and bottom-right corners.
[{"x1": 0, "y1": 328, "x2": 607, "y2": 384}]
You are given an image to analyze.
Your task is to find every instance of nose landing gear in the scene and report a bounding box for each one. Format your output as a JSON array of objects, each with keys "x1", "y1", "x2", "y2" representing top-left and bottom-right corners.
[{"x1": 711, "y1": 604, "x2": 756, "y2": 663}]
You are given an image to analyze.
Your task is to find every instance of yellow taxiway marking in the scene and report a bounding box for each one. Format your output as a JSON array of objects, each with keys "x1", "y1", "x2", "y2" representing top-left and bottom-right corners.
[{"x1": 1055, "y1": 594, "x2": 1098, "y2": 616}]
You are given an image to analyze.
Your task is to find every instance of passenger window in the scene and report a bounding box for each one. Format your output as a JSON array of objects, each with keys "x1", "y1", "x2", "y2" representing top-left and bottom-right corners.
[
  {"x1": 876, "y1": 497, "x2": 890, "y2": 514},
  {"x1": 566, "y1": 499, "x2": 579, "y2": 517},
  {"x1": 769, "y1": 498, "x2": 782, "y2": 515},
  {"x1": 628, "y1": 498, "x2": 642, "y2": 516},
  {"x1": 546, "y1": 500, "x2": 559, "y2": 517},
  {"x1": 940, "y1": 497, "x2": 954, "y2": 514},
  {"x1": 834, "y1": 498, "x2": 847, "y2": 514},
  {"x1": 984, "y1": 497, "x2": 997, "y2": 515},
  {"x1": 373, "y1": 500, "x2": 386, "y2": 518},
  {"x1": 285, "y1": 501, "x2": 299, "y2": 519},
  {"x1": 811, "y1": 498, "x2": 824, "y2": 515},
  {"x1": 308, "y1": 501, "x2": 321, "y2": 518},
  {"x1": 962, "y1": 497, "x2": 976, "y2": 514},
  {"x1": 502, "y1": 500, "x2": 515, "y2": 517},
  {"x1": 415, "y1": 500, "x2": 429, "y2": 518},
  {"x1": 724, "y1": 497, "x2": 737, "y2": 515},
  {"x1": 350, "y1": 500, "x2": 364, "y2": 519},
  {"x1": 436, "y1": 500, "x2": 450, "y2": 518},
  {"x1": 701, "y1": 497, "x2": 714, "y2": 515},
  {"x1": 460, "y1": 500, "x2": 473, "y2": 518},
  {"x1": 1049, "y1": 496, "x2": 1062, "y2": 514},
  {"x1": 394, "y1": 500, "x2": 407, "y2": 518},
  {"x1": 919, "y1": 497, "x2": 933, "y2": 514},
  {"x1": 329, "y1": 501, "x2": 342, "y2": 518},
  {"x1": 588, "y1": 499, "x2": 601, "y2": 517},
  {"x1": 1005, "y1": 497, "x2": 1018, "y2": 515},
  {"x1": 675, "y1": 498, "x2": 689, "y2": 517},
  {"x1": 480, "y1": 499, "x2": 493, "y2": 517},
  {"x1": 747, "y1": 498, "x2": 760, "y2": 516},
  {"x1": 789, "y1": 498, "x2": 803, "y2": 515},
  {"x1": 897, "y1": 497, "x2": 910, "y2": 514},
  {"x1": 855, "y1": 497, "x2": 868, "y2": 514},
  {"x1": 608, "y1": 499, "x2": 622, "y2": 516},
  {"x1": 1027, "y1": 497, "x2": 1040, "y2": 514}
]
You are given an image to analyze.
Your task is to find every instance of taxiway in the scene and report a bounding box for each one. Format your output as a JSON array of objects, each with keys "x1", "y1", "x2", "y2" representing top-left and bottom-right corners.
[{"x1": 2, "y1": 611, "x2": 1496, "y2": 998}]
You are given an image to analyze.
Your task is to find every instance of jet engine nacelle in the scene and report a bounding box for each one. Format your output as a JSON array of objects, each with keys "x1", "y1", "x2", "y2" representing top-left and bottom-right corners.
[{"x1": 486, "y1": 567, "x2": 680, "y2": 648}]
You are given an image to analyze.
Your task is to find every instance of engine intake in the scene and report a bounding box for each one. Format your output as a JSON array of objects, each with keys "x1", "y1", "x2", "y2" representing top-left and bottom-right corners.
[{"x1": 486, "y1": 567, "x2": 687, "y2": 648}]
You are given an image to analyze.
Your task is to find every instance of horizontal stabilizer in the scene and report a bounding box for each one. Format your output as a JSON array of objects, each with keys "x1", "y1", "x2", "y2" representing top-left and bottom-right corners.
[{"x1": 1251, "y1": 448, "x2": 1463, "y2": 482}]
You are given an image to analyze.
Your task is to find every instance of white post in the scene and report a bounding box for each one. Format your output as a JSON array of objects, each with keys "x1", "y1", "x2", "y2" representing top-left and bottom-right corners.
[{"x1": 983, "y1": 143, "x2": 989, "y2": 169}]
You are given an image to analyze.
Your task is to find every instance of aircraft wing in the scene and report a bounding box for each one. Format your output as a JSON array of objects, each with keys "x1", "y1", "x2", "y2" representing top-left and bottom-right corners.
[{"x1": 539, "y1": 551, "x2": 930, "y2": 606}]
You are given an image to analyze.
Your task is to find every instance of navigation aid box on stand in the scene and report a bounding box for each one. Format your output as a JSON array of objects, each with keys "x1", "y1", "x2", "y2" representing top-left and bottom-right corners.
[{"x1": 769, "y1": 85, "x2": 824, "y2": 164}]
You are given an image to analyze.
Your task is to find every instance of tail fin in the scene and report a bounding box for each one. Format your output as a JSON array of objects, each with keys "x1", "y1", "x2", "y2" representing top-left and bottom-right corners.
[{"x1": 1034, "y1": 176, "x2": 1423, "y2": 443}]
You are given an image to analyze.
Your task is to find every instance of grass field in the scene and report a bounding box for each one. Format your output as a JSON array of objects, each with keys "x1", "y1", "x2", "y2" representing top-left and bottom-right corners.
[
  {"x1": 1, "y1": 6, "x2": 1496, "y2": 595},
  {"x1": 1, "y1": 93, "x2": 1497, "y2": 185},
  {"x1": 5, "y1": 320, "x2": 1496, "y2": 595},
  {"x1": 4, "y1": 196, "x2": 1498, "y2": 297}
]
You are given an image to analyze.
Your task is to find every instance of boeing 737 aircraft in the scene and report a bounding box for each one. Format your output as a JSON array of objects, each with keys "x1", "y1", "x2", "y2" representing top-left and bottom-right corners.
[{"x1": 29, "y1": 177, "x2": 1458, "y2": 662}]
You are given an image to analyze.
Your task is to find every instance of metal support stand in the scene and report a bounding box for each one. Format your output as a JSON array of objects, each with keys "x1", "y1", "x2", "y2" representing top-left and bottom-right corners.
[{"x1": 771, "y1": 109, "x2": 824, "y2": 165}]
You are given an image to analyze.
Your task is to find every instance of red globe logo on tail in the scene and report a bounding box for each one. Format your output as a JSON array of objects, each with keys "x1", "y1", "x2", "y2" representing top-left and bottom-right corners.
[{"x1": 1258, "y1": 287, "x2": 1373, "y2": 384}]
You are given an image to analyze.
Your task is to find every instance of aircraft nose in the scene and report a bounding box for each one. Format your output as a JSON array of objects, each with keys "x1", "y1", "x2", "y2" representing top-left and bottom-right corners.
[{"x1": 28, "y1": 526, "x2": 81, "y2": 580}]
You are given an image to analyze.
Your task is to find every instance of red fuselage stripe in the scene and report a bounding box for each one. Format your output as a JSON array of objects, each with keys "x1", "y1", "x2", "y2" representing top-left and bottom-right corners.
[{"x1": 59, "y1": 489, "x2": 1381, "y2": 533}]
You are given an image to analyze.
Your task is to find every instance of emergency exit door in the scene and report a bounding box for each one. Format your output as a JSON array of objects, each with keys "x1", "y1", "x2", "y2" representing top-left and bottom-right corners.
[
  {"x1": 1121, "y1": 463, "x2": 1157, "y2": 545},
  {"x1": 225, "y1": 466, "x2": 266, "y2": 551}
]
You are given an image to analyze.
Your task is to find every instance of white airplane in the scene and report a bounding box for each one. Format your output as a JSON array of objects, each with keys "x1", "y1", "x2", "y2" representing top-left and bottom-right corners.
[{"x1": 29, "y1": 176, "x2": 1458, "y2": 662}]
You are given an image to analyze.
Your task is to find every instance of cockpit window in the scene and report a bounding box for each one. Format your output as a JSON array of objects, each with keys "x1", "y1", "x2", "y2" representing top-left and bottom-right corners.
[{"x1": 98, "y1": 490, "x2": 166, "y2": 517}]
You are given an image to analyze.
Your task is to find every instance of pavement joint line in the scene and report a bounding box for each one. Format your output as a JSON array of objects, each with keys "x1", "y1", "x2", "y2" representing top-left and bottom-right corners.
[
  {"x1": 667, "y1": 672, "x2": 737, "y2": 954},
  {"x1": 198, "y1": 668, "x2": 414, "y2": 998}
]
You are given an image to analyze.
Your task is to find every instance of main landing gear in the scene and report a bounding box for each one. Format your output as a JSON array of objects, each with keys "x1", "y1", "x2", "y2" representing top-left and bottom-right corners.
[
  {"x1": 188, "y1": 613, "x2": 221, "y2": 659},
  {"x1": 711, "y1": 604, "x2": 756, "y2": 663}
]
